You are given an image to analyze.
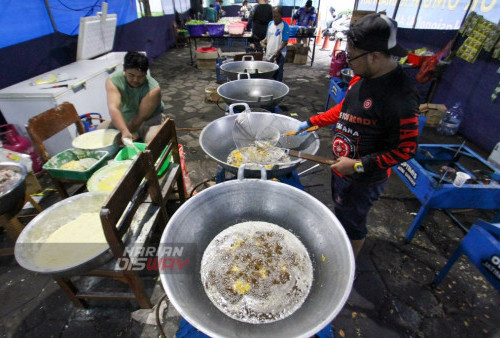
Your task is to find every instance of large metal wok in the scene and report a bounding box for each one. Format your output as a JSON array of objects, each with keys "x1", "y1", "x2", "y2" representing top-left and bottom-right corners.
[
  {"x1": 159, "y1": 168, "x2": 355, "y2": 337},
  {"x1": 217, "y1": 74, "x2": 289, "y2": 107},
  {"x1": 221, "y1": 56, "x2": 278, "y2": 81},
  {"x1": 15, "y1": 192, "x2": 112, "y2": 277},
  {"x1": 199, "y1": 109, "x2": 320, "y2": 178},
  {"x1": 0, "y1": 162, "x2": 27, "y2": 216}
]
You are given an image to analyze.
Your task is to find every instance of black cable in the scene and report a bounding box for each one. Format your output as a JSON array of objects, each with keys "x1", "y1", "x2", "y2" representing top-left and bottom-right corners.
[
  {"x1": 55, "y1": 0, "x2": 101, "y2": 11},
  {"x1": 215, "y1": 98, "x2": 226, "y2": 112},
  {"x1": 189, "y1": 177, "x2": 216, "y2": 198},
  {"x1": 155, "y1": 293, "x2": 169, "y2": 338}
]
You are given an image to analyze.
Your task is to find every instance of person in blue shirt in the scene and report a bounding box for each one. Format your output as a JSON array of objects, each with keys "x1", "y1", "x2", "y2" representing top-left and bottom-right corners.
[
  {"x1": 293, "y1": 0, "x2": 316, "y2": 45},
  {"x1": 293, "y1": 0, "x2": 316, "y2": 27},
  {"x1": 261, "y1": 6, "x2": 289, "y2": 82}
]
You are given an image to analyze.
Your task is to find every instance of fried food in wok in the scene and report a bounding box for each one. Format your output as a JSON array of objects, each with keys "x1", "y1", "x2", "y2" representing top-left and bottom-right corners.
[{"x1": 201, "y1": 221, "x2": 313, "y2": 324}]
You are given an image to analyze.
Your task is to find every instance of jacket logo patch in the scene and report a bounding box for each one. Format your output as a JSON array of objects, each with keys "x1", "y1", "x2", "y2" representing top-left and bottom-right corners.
[
  {"x1": 332, "y1": 134, "x2": 355, "y2": 158},
  {"x1": 363, "y1": 99, "x2": 373, "y2": 109}
]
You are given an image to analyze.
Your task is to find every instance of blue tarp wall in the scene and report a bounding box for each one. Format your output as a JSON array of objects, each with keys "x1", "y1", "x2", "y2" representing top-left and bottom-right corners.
[{"x1": 0, "y1": 2, "x2": 498, "y2": 152}]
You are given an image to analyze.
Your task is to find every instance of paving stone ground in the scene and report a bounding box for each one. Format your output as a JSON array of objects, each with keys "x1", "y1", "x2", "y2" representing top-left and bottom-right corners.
[{"x1": 1, "y1": 42, "x2": 499, "y2": 337}]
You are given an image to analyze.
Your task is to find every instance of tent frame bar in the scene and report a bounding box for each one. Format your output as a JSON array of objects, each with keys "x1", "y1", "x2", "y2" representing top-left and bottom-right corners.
[{"x1": 43, "y1": 0, "x2": 58, "y2": 32}]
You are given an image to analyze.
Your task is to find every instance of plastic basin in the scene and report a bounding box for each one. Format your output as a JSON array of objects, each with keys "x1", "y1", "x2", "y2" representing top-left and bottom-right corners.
[
  {"x1": 205, "y1": 24, "x2": 225, "y2": 36},
  {"x1": 187, "y1": 24, "x2": 206, "y2": 37},
  {"x1": 114, "y1": 142, "x2": 172, "y2": 176},
  {"x1": 43, "y1": 149, "x2": 109, "y2": 181}
]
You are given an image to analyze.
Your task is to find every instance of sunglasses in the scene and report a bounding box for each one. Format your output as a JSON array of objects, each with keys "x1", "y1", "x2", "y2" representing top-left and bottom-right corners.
[{"x1": 346, "y1": 51, "x2": 371, "y2": 63}]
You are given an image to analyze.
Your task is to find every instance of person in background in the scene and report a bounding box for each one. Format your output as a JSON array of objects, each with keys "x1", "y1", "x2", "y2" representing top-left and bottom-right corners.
[
  {"x1": 205, "y1": 4, "x2": 217, "y2": 23},
  {"x1": 215, "y1": 0, "x2": 224, "y2": 20},
  {"x1": 292, "y1": 0, "x2": 316, "y2": 45},
  {"x1": 261, "y1": 6, "x2": 289, "y2": 82},
  {"x1": 214, "y1": 0, "x2": 221, "y2": 16},
  {"x1": 295, "y1": 13, "x2": 419, "y2": 260},
  {"x1": 248, "y1": 0, "x2": 273, "y2": 52},
  {"x1": 103, "y1": 52, "x2": 164, "y2": 143},
  {"x1": 239, "y1": 0, "x2": 251, "y2": 21}
]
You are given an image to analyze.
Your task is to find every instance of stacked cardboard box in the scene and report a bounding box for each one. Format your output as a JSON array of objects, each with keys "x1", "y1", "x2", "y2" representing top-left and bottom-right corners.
[
  {"x1": 286, "y1": 44, "x2": 296, "y2": 63},
  {"x1": 293, "y1": 46, "x2": 310, "y2": 65}
]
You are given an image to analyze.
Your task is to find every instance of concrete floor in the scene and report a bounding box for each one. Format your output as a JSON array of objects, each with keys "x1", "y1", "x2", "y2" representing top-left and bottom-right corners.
[{"x1": 1, "y1": 41, "x2": 499, "y2": 337}]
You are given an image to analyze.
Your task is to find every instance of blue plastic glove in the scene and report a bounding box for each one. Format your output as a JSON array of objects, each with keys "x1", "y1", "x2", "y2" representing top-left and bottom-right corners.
[{"x1": 296, "y1": 120, "x2": 312, "y2": 136}]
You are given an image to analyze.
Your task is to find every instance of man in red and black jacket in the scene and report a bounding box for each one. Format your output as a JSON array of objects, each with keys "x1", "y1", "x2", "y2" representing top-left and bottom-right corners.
[{"x1": 296, "y1": 13, "x2": 419, "y2": 258}]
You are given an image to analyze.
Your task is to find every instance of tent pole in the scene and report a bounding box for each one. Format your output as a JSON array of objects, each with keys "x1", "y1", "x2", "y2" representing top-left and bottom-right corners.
[
  {"x1": 43, "y1": 0, "x2": 58, "y2": 32},
  {"x1": 412, "y1": 0, "x2": 422, "y2": 29},
  {"x1": 142, "y1": 0, "x2": 152, "y2": 16},
  {"x1": 392, "y1": 0, "x2": 401, "y2": 19}
]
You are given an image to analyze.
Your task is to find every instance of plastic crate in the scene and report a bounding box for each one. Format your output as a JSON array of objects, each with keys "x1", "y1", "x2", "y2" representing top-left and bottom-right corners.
[
  {"x1": 43, "y1": 149, "x2": 109, "y2": 181},
  {"x1": 186, "y1": 24, "x2": 206, "y2": 37},
  {"x1": 205, "y1": 23, "x2": 225, "y2": 36}
]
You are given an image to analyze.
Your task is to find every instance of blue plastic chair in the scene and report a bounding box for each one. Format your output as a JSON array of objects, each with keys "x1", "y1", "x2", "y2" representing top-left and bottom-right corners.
[
  {"x1": 324, "y1": 77, "x2": 347, "y2": 111},
  {"x1": 433, "y1": 220, "x2": 500, "y2": 292}
]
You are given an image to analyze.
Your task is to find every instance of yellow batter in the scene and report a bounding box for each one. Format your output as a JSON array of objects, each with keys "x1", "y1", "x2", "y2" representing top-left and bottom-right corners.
[
  {"x1": 35, "y1": 212, "x2": 108, "y2": 268},
  {"x1": 95, "y1": 168, "x2": 128, "y2": 191},
  {"x1": 72, "y1": 130, "x2": 118, "y2": 149}
]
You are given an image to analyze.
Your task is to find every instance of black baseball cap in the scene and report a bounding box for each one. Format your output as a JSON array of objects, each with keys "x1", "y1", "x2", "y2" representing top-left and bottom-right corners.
[{"x1": 347, "y1": 13, "x2": 408, "y2": 57}]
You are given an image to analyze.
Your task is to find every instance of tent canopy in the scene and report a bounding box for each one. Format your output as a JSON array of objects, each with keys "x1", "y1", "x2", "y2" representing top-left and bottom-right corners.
[{"x1": 0, "y1": 0, "x2": 137, "y2": 49}]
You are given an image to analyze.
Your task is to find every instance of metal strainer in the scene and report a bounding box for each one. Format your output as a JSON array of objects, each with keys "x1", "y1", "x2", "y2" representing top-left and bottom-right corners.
[{"x1": 231, "y1": 104, "x2": 298, "y2": 168}]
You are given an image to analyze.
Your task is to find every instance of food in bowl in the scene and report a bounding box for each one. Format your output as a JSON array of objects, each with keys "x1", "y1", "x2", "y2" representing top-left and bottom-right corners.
[
  {"x1": 59, "y1": 158, "x2": 98, "y2": 171},
  {"x1": 34, "y1": 212, "x2": 108, "y2": 268},
  {"x1": 87, "y1": 161, "x2": 132, "y2": 192},
  {"x1": 200, "y1": 221, "x2": 313, "y2": 324},
  {"x1": 227, "y1": 143, "x2": 291, "y2": 169},
  {"x1": 0, "y1": 168, "x2": 21, "y2": 194},
  {"x1": 72, "y1": 129, "x2": 119, "y2": 150}
]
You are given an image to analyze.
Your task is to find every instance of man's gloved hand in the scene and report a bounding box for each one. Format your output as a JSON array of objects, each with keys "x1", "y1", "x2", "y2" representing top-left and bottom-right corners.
[{"x1": 295, "y1": 120, "x2": 312, "y2": 136}]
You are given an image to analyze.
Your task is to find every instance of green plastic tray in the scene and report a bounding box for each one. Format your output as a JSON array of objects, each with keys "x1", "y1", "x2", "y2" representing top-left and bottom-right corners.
[
  {"x1": 43, "y1": 149, "x2": 109, "y2": 181},
  {"x1": 114, "y1": 142, "x2": 171, "y2": 176}
]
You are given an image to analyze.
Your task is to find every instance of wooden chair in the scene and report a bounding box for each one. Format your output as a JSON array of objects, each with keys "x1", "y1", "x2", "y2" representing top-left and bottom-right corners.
[
  {"x1": 26, "y1": 102, "x2": 86, "y2": 198},
  {"x1": 53, "y1": 118, "x2": 185, "y2": 308}
]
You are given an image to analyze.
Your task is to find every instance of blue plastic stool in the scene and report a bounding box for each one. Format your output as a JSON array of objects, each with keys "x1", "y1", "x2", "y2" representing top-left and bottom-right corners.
[
  {"x1": 433, "y1": 220, "x2": 500, "y2": 292},
  {"x1": 176, "y1": 318, "x2": 334, "y2": 337}
]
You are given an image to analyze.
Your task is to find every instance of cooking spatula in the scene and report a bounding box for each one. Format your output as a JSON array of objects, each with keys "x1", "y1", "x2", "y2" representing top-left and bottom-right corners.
[{"x1": 286, "y1": 149, "x2": 338, "y2": 165}]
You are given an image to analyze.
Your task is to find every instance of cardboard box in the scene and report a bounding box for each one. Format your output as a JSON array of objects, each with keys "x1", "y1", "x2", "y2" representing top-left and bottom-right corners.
[
  {"x1": 293, "y1": 46, "x2": 310, "y2": 65},
  {"x1": 285, "y1": 44, "x2": 296, "y2": 63},
  {"x1": 419, "y1": 103, "x2": 447, "y2": 127},
  {"x1": 26, "y1": 171, "x2": 42, "y2": 195},
  {"x1": 196, "y1": 48, "x2": 221, "y2": 70}
]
